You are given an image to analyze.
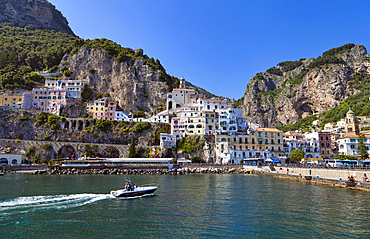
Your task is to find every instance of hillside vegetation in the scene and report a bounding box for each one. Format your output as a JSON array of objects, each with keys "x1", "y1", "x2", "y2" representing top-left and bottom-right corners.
[{"x1": 0, "y1": 23, "x2": 77, "y2": 89}]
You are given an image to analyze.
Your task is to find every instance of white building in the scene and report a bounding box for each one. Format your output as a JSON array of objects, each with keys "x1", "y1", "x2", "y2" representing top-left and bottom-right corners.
[
  {"x1": 45, "y1": 78, "x2": 84, "y2": 99},
  {"x1": 0, "y1": 154, "x2": 25, "y2": 165},
  {"x1": 21, "y1": 92, "x2": 32, "y2": 110},
  {"x1": 160, "y1": 133, "x2": 177, "y2": 150},
  {"x1": 337, "y1": 135, "x2": 370, "y2": 157},
  {"x1": 336, "y1": 119, "x2": 346, "y2": 129},
  {"x1": 145, "y1": 112, "x2": 170, "y2": 124},
  {"x1": 166, "y1": 78, "x2": 198, "y2": 111},
  {"x1": 198, "y1": 98, "x2": 227, "y2": 112},
  {"x1": 284, "y1": 138, "x2": 320, "y2": 159},
  {"x1": 114, "y1": 111, "x2": 130, "y2": 121}
]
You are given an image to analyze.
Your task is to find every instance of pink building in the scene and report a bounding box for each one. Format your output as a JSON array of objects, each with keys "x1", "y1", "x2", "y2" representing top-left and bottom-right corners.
[{"x1": 31, "y1": 88, "x2": 67, "y2": 114}]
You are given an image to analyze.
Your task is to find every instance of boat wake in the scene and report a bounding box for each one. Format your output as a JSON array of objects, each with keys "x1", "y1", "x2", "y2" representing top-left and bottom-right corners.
[{"x1": 0, "y1": 194, "x2": 114, "y2": 215}]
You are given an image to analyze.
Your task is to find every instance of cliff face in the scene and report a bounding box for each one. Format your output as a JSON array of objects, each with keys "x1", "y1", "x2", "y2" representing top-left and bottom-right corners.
[
  {"x1": 0, "y1": 0, "x2": 74, "y2": 35},
  {"x1": 242, "y1": 45, "x2": 370, "y2": 127},
  {"x1": 62, "y1": 47, "x2": 169, "y2": 114}
]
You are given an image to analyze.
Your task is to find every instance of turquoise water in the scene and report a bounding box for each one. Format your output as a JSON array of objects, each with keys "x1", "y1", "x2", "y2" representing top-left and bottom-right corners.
[{"x1": 0, "y1": 174, "x2": 369, "y2": 238}]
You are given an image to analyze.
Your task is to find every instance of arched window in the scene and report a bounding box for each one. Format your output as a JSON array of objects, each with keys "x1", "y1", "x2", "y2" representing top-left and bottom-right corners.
[{"x1": 11, "y1": 159, "x2": 18, "y2": 165}]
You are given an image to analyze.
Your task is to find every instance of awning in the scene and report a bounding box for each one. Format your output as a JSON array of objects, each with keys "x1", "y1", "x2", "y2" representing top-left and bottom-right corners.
[
  {"x1": 272, "y1": 159, "x2": 280, "y2": 163},
  {"x1": 265, "y1": 159, "x2": 273, "y2": 162}
]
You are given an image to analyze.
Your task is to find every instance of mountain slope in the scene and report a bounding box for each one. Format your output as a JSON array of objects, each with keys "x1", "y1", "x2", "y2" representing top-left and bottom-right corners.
[
  {"x1": 241, "y1": 44, "x2": 370, "y2": 127},
  {"x1": 0, "y1": 0, "x2": 74, "y2": 35},
  {"x1": 63, "y1": 39, "x2": 222, "y2": 114}
]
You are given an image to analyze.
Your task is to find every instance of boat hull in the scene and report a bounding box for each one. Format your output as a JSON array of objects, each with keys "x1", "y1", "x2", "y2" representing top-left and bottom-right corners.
[
  {"x1": 111, "y1": 186, "x2": 158, "y2": 198},
  {"x1": 345, "y1": 181, "x2": 357, "y2": 187}
]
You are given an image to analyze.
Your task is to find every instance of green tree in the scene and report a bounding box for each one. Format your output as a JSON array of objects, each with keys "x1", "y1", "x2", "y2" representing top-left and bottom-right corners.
[
  {"x1": 288, "y1": 149, "x2": 305, "y2": 163},
  {"x1": 48, "y1": 115, "x2": 60, "y2": 124},
  {"x1": 129, "y1": 136, "x2": 136, "y2": 158},
  {"x1": 81, "y1": 87, "x2": 93, "y2": 101},
  {"x1": 94, "y1": 119, "x2": 111, "y2": 131},
  {"x1": 27, "y1": 71, "x2": 45, "y2": 83},
  {"x1": 357, "y1": 134, "x2": 369, "y2": 160}
]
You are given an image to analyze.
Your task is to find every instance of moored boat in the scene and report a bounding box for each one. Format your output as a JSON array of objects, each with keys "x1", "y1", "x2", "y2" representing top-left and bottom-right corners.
[{"x1": 345, "y1": 181, "x2": 357, "y2": 187}]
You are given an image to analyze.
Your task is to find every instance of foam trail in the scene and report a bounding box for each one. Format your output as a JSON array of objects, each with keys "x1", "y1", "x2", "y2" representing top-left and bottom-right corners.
[{"x1": 0, "y1": 194, "x2": 114, "y2": 215}]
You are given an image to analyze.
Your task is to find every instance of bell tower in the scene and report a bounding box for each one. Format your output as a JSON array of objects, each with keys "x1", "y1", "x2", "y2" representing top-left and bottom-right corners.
[
  {"x1": 345, "y1": 110, "x2": 360, "y2": 136},
  {"x1": 179, "y1": 77, "x2": 186, "y2": 89}
]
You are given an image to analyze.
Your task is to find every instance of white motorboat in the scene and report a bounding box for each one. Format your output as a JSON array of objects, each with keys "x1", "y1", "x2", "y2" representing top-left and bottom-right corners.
[{"x1": 110, "y1": 181, "x2": 159, "y2": 198}]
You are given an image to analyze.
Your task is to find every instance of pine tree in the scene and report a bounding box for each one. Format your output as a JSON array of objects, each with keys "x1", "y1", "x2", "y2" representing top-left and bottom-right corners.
[
  {"x1": 357, "y1": 134, "x2": 369, "y2": 160},
  {"x1": 129, "y1": 136, "x2": 136, "y2": 158}
]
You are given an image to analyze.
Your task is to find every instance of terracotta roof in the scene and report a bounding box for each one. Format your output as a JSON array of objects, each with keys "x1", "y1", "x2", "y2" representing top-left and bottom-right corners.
[
  {"x1": 257, "y1": 128, "x2": 282, "y2": 133},
  {"x1": 338, "y1": 135, "x2": 370, "y2": 139},
  {"x1": 173, "y1": 88, "x2": 196, "y2": 91},
  {"x1": 200, "y1": 99, "x2": 223, "y2": 102}
]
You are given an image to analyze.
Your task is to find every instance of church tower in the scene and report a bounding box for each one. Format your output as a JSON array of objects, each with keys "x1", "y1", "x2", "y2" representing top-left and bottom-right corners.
[
  {"x1": 179, "y1": 77, "x2": 186, "y2": 89},
  {"x1": 345, "y1": 110, "x2": 360, "y2": 136}
]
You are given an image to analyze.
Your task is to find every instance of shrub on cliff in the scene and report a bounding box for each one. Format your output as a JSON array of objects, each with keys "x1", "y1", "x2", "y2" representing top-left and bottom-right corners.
[
  {"x1": 133, "y1": 110, "x2": 145, "y2": 118},
  {"x1": 94, "y1": 119, "x2": 111, "y2": 131},
  {"x1": 48, "y1": 115, "x2": 60, "y2": 124},
  {"x1": 63, "y1": 70, "x2": 73, "y2": 77},
  {"x1": 25, "y1": 145, "x2": 36, "y2": 158},
  {"x1": 133, "y1": 122, "x2": 151, "y2": 133},
  {"x1": 37, "y1": 112, "x2": 49, "y2": 124},
  {"x1": 81, "y1": 87, "x2": 93, "y2": 101}
]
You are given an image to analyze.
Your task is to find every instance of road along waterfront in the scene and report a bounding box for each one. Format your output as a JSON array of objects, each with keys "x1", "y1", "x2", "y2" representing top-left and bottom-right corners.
[{"x1": 246, "y1": 165, "x2": 370, "y2": 192}]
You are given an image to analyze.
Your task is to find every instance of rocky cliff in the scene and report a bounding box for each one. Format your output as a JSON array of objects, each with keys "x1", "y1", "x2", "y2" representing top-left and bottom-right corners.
[
  {"x1": 0, "y1": 0, "x2": 74, "y2": 35},
  {"x1": 62, "y1": 47, "x2": 170, "y2": 114},
  {"x1": 241, "y1": 44, "x2": 370, "y2": 127}
]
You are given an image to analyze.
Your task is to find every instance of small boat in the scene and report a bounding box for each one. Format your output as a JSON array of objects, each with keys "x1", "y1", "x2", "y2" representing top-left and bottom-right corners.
[
  {"x1": 111, "y1": 181, "x2": 159, "y2": 198},
  {"x1": 345, "y1": 181, "x2": 357, "y2": 187},
  {"x1": 304, "y1": 175, "x2": 312, "y2": 181},
  {"x1": 0, "y1": 172, "x2": 4, "y2": 176}
]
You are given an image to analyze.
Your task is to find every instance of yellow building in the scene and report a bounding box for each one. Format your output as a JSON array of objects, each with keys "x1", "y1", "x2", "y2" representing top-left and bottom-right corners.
[
  {"x1": 0, "y1": 94, "x2": 23, "y2": 107},
  {"x1": 253, "y1": 128, "x2": 284, "y2": 157}
]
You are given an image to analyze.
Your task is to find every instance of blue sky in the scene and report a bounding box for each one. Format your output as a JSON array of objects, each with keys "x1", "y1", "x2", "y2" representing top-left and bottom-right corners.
[{"x1": 49, "y1": 0, "x2": 370, "y2": 99}]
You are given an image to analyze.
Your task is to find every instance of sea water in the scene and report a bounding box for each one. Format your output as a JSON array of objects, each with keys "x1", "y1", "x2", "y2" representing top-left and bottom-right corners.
[{"x1": 0, "y1": 173, "x2": 369, "y2": 238}]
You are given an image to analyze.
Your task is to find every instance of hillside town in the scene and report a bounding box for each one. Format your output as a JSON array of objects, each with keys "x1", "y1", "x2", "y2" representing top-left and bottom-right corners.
[{"x1": 0, "y1": 74, "x2": 369, "y2": 166}]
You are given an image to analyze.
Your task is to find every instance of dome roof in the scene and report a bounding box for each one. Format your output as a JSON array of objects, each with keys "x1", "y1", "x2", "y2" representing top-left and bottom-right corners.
[{"x1": 347, "y1": 110, "x2": 354, "y2": 114}]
